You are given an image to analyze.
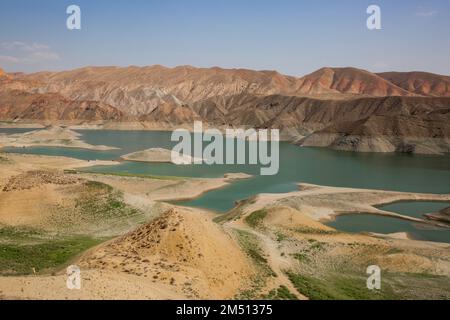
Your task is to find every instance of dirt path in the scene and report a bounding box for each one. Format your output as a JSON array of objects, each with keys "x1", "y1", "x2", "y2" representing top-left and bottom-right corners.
[{"x1": 228, "y1": 221, "x2": 308, "y2": 300}]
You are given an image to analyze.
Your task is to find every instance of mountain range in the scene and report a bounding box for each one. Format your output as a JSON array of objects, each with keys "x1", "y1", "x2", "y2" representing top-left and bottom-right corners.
[{"x1": 1, "y1": 65, "x2": 449, "y2": 154}]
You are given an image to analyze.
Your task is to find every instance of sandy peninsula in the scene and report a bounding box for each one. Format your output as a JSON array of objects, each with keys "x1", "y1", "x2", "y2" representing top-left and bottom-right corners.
[
  {"x1": 121, "y1": 148, "x2": 201, "y2": 165},
  {"x1": 0, "y1": 126, "x2": 117, "y2": 151}
]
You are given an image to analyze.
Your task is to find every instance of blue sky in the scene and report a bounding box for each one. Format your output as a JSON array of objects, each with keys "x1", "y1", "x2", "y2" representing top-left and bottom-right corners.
[{"x1": 0, "y1": 0, "x2": 449, "y2": 75}]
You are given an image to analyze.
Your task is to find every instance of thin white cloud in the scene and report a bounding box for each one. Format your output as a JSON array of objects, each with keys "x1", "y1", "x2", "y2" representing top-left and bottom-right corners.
[
  {"x1": 0, "y1": 55, "x2": 20, "y2": 63},
  {"x1": 0, "y1": 41, "x2": 59, "y2": 64},
  {"x1": 0, "y1": 41, "x2": 50, "y2": 52},
  {"x1": 415, "y1": 10, "x2": 438, "y2": 17},
  {"x1": 27, "y1": 51, "x2": 60, "y2": 61}
]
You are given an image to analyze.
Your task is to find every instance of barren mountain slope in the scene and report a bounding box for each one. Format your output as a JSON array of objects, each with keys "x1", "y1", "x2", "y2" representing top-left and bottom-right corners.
[
  {"x1": 378, "y1": 71, "x2": 450, "y2": 97},
  {"x1": 297, "y1": 114, "x2": 450, "y2": 154},
  {"x1": 9, "y1": 65, "x2": 448, "y2": 117},
  {"x1": 20, "y1": 66, "x2": 303, "y2": 115},
  {"x1": 2, "y1": 65, "x2": 450, "y2": 153},
  {"x1": 192, "y1": 94, "x2": 450, "y2": 130},
  {"x1": 0, "y1": 90, "x2": 126, "y2": 121},
  {"x1": 296, "y1": 67, "x2": 414, "y2": 97}
]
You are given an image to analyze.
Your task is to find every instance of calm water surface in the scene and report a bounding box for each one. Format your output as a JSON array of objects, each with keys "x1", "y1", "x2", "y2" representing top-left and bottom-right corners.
[
  {"x1": 327, "y1": 202, "x2": 450, "y2": 243},
  {"x1": 2, "y1": 129, "x2": 449, "y2": 242}
]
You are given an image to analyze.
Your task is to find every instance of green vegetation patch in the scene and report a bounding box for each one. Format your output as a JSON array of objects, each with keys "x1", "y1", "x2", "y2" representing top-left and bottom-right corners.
[
  {"x1": 291, "y1": 253, "x2": 310, "y2": 263},
  {"x1": 290, "y1": 240, "x2": 329, "y2": 266},
  {"x1": 75, "y1": 170, "x2": 186, "y2": 181},
  {"x1": 0, "y1": 236, "x2": 103, "y2": 276},
  {"x1": 235, "y1": 229, "x2": 276, "y2": 299},
  {"x1": 286, "y1": 270, "x2": 450, "y2": 300},
  {"x1": 244, "y1": 210, "x2": 268, "y2": 228},
  {"x1": 265, "y1": 285, "x2": 298, "y2": 300},
  {"x1": 0, "y1": 225, "x2": 45, "y2": 244},
  {"x1": 74, "y1": 181, "x2": 140, "y2": 220},
  {"x1": 293, "y1": 226, "x2": 339, "y2": 235},
  {"x1": 385, "y1": 248, "x2": 404, "y2": 255},
  {"x1": 287, "y1": 272, "x2": 399, "y2": 300},
  {"x1": 236, "y1": 230, "x2": 272, "y2": 272},
  {"x1": 275, "y1": 231, "x2": 288, "y2": 242}
]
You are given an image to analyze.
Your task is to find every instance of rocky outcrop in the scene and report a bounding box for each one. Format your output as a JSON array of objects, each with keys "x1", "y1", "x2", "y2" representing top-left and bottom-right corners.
[{"x1": 297, "y1": 114, "x2": 450, "y2": 155}]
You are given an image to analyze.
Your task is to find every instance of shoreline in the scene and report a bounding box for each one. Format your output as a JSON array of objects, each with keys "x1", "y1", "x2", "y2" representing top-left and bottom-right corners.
[
  {"x1": 229, "y1": 183, "x2": 450, "y2": 240},
  {"x1": 0, "y1": 144, "x2": 118, "y2": 152},
  {"x1": 74, "y1": 168, "x2": 450, "y2": 242},
  {"x1": 0, "y1": 126, "x2": 119, "y2": 151},
  {"x1": 76, "y1": 170, "x2": 253, "y2": 204},
  {"x1": 3, "y1": 122, "x2": 450, "y2": 156},
  {"x1": 0, "y1": 121, "x2": 293, "y2": 141},
  {"x1": 1, "y1": 150, "x2": 449, "y2": 241}
]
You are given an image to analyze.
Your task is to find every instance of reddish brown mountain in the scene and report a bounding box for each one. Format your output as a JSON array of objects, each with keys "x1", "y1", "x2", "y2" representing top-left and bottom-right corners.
[
  {"x1": 192, "y1": 94, "x2": 450, "y2": 130},
  {"x1": 0, "y1": 90, "x2": 125, "y2": 121},
  {"x1": 296, "y1": 67, "x2": 413, "y2": 97},
  {"x1": 3, "y1": 65, "x2": 449, "y2": 118},
  {"x1": 377, "y1": 71, "x2": 450, "y2": 97},
  {"x1": 138, "y1": 103, "x2": 201, "y2": 125},
  {"x1": 20, "y1": 65, "x2": 301, "y2": 115},
  {"x1": 297, "y1": 114, "x2": 450, "y2": 155},
  {"x1": 1, "y1": 64, "x2": 450, "y2": 154}
]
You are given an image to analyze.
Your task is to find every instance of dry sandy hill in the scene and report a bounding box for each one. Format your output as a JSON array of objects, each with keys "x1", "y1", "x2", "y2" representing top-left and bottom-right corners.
[{"x1": 79, "y1": 208, "x2": 254, "y2": 299}]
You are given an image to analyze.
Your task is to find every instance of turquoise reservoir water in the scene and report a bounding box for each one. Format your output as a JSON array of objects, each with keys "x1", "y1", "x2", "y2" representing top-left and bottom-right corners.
[
  {"x1": 1, "y1": 129, "x2": 449, "y2": 242},
  {"x1": 2, "y1": 129, "x2": 450, "y2": 210},
  {"x1": 326, "y1": 202, "x2": 450, "y2": 243}
]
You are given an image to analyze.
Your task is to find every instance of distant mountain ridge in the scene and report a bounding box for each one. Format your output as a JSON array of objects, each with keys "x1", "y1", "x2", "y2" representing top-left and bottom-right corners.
[
  {"x1": 1, "y1": 65, "x2": 450, "y2": 154},
  {"x1": 3, "y1": 66, "x2": 449, "y2": 116},
  {"x1": 377, "y1": 71, "x2": 450, "y2": 97},
  {"x1": 296, "y1": 67, "x2": 414, "y2": 97}
]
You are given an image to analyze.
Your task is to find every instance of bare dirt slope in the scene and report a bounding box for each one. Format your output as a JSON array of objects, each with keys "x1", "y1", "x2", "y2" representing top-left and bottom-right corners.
[
  {"x1": 0, "y1": 153, "x2": 254, "y2": 300},
  {"x1": 78, "y1": 207, "x2": 254, "y2": 299},
  {"x1": 378, "y1": 71, "x2": 450, "y2": 97}
]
